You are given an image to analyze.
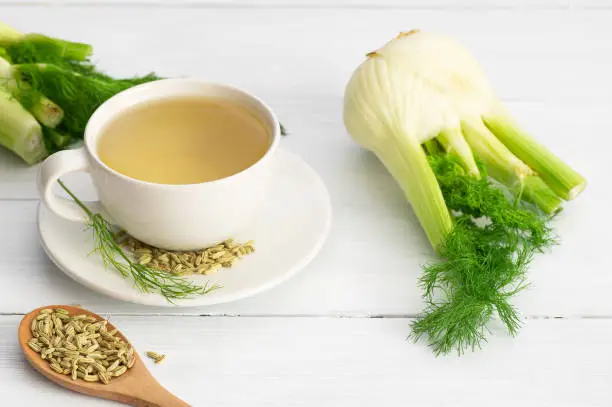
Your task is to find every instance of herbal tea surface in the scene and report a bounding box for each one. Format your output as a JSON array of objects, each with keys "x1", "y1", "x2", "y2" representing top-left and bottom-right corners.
[{"x1": 97, "y1": 98, "x2": 270, "y2": 184}]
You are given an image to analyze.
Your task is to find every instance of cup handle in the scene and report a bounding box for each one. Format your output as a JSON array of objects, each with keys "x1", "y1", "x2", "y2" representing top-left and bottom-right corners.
[{"x1": 37, "y1": 148, "x2": 106, "y2": 222}]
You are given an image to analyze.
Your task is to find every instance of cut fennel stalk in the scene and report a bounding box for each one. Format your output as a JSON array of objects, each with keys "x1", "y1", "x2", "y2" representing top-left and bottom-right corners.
[
  {"x1": 484, "y1": 114, "x2": 587, "y2": 200},
  {"x1": 0, "y1": 87, "x2": 46, "y2": 164},
  {"x1": 0, "y1": 56, "x2": 64, "y2": 128},
  {"x1": 461, "y1": 118, "x2": 563, "y2": 214}
]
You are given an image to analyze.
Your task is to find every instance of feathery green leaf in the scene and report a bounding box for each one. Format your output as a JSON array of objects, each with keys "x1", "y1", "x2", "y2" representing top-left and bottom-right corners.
[
  {"x1": 57, "y1": 180, "x2": 220, "y2": 302},
  {"x1": 411, "y1": 154, "x2": 555, "y2": 355}
]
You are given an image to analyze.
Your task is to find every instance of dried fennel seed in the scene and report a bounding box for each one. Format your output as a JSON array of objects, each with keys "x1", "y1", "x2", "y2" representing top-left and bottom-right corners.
[
  {"x1": 116, "y1": 235, "x2": 255, "y2": 276},
  {"x1": 146, "y1": 351, "x2": 166, "y2": 364},
  {"x1": 28, "y1": 309, "x2": 135, "y2": 384}
]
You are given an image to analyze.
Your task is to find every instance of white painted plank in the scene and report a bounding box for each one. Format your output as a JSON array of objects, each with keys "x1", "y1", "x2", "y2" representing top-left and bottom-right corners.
[
  {"x1": 0, "y1": 315, "x2": 610, "y2": 406},
  {"x1": 1, "y1": 0, "x2": 612, "y2": 10}
]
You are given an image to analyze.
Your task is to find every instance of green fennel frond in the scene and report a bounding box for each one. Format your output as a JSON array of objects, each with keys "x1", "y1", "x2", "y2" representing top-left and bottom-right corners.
[
  {"x1": 411, "y1": 154, "x2": 555, "y2": 355},
  {"x1": 14, "y1": 64, "x2": 158, "y2": 137},
  {"x1": 57, "y1": 180, "x2": 219, "y2": 302}
]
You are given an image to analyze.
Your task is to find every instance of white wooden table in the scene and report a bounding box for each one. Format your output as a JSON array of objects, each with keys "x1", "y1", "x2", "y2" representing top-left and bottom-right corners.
[{"x1": 0, "y1": 1, "x2": 610, "y2": 406}]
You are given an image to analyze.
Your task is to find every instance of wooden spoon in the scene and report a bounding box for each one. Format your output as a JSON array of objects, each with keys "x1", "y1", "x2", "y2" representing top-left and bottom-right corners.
[{"x1": 18, "y1": 305, "x2": 190, "y2": 406}]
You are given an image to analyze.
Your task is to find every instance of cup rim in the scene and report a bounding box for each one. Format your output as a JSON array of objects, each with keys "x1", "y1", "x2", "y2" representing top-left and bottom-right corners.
[{"x1": 83, "y1": 78, "x2": 281, "y2": 189}]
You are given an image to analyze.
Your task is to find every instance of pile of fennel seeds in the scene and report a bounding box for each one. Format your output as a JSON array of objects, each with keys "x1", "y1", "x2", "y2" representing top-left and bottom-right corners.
[
  {"x1": 28, "y1": 308, "x2": 134, "y2": 384},
  {"x1": 116, "y1": 234, "x2": 255, "y2": 276}
]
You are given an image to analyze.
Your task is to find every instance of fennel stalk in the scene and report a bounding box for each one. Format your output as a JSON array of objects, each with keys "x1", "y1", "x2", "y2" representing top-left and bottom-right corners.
[{"x1": 0, "y1": 87, "x2": 47, "y2": 164}]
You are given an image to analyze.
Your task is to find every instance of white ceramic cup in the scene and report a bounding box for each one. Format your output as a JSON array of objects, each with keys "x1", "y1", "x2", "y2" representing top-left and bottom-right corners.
[{"x1": 37, "y1": 79, "x2": 280, "y2": 250}]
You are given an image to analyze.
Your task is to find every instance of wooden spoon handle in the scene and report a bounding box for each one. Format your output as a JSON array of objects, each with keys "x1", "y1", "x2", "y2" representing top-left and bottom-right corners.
[
  {"x1": 129, "y1": 389, "x2": 191, "y2": 407},
  {"x1": 117, "y1": 368, "x2": 191, "y2": 407}
]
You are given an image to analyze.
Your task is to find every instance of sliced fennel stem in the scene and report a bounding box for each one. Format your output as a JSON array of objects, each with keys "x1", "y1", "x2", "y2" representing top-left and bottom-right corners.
[
  {"x1": 522, "y1": 176, "x2": 563, "y2": 214},
  {"x1": 0, "y1": 56, "x2": 64, "y2": 128},
  {"x1": 0, "y1": 87, "x2": 47, "y2": 164},
  {"x1": 483, "y1": 114, "x2": 586, "y2": 200},
  {"x1": 461, "y1": 118, "x2": 562, "y2": 214},
  {"x1": 28, "y1": 94, "x2": 64, "y2": 128},
  {"x1": 376, "y1": 133, "x2": 453, "y2": 250}
]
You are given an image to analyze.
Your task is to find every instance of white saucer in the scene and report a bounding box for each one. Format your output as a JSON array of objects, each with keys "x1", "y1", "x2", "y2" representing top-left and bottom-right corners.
[{"x1": 38, "y1": 148, "x2": 332, "y2": 307}]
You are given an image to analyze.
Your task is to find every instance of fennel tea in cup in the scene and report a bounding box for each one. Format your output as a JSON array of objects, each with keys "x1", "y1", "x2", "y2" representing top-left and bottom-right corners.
[
  {"x1": 38, "y1": 79, "x2": 280, "y2": 250},
  {"x1": 97, "y1": 97, "x2": 270, "y2": 184}
]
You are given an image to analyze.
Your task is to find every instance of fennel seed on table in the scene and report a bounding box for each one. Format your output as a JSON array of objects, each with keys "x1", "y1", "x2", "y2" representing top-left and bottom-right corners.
[
  {"x1": 146, "y1": 351, "x2": 167, "y2": 364},
  {"x1": 116, "y1": 234, "x2": 255, "y2": 276},
  {"x1": 28, "y1": 308, "x2": 135, "y2": 384}
]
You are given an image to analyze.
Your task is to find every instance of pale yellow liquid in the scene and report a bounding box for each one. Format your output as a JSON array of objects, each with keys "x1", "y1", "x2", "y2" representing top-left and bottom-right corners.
[{"x1": 97, "y1": 97, "x2": 270, "y2": 184}]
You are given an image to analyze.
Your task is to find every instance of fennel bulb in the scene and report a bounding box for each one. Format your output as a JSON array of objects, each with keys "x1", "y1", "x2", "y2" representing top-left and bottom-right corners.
[
  {"x1": 344, "y1": 30, "x2": 586, "y2": 242},
  {"x1": 343, "y1": 30, "x2": 586, "y2": 354}
]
